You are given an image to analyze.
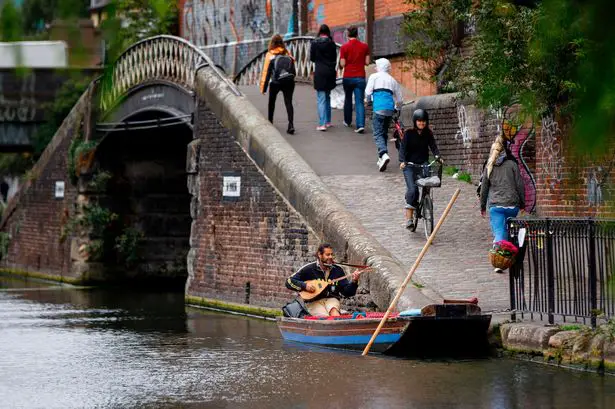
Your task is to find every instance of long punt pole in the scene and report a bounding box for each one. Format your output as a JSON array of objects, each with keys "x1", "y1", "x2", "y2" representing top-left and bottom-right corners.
[{"x1": 361, "y1": 188, "x2": 461, "y2": 356}]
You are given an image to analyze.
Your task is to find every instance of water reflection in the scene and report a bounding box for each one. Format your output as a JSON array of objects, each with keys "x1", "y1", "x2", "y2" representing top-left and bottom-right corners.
[{"x1": 1, "y1": 276, "x2": 614, "y2": 409}]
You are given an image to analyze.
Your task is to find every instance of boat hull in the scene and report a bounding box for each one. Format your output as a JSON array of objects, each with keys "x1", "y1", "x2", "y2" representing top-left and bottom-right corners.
[
  {"x1": 277, "y1": 305, "x2": 492, "y2": 357},
  {"x1": 278, "y1": 316, "x2": 409, "y2": 353}
]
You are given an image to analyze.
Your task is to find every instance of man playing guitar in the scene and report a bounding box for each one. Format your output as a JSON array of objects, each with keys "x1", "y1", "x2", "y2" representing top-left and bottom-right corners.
[{"x1": 285, "y1": 243, "x2": 361, "y2": 316}]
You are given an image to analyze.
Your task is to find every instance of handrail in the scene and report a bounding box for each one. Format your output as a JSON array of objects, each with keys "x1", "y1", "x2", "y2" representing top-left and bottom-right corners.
[
  {"x1": 99, "y1": 35, "x2": 241, "y2": 113},
  {"x1": 233, "y1": 36, "x2": 343, "y2": 86}
]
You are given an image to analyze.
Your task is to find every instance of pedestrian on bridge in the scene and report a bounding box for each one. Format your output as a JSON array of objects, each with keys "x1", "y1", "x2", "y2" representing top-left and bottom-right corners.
[
  {"x1": 340, "y1": 26, "x2": 370, "y2": 133},
  {"x1": 260, "y1": 34, "x2": 296, "y2": 135},
  {"x1": 365, "y1": 58, "x2": 403, "y2": 171},
  {"x1": 310, "y1": 24, "x2": 338, "y2": 131}
]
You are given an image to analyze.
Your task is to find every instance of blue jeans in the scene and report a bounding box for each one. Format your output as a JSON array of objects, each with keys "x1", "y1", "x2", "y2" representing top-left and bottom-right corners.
[
  {"x1": 343, "y1": 77, "x2": 366, "y2": 128},
  {"x1": 489, "y1": 206, "x2": 520, "y2": 243},
  {"x1": 316, "y1": 90, "x2": 331, "y2": 126},
  {"x1": 372, "y1": 113, "x2": 392, "y2": 157},
  {"x1": 403, "y1": 164, "x2": 428, "y2": 209}
]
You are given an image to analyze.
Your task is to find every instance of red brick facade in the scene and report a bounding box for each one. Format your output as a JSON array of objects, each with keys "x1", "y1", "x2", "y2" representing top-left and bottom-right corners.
[{"x1": 186, "y1": 101, "x2": 319, "y2": 307}]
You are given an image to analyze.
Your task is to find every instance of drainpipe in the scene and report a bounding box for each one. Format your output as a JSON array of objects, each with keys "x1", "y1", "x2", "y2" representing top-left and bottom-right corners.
[{"x1": 366, "y1": 0, "x2": 374, "y2": 58}]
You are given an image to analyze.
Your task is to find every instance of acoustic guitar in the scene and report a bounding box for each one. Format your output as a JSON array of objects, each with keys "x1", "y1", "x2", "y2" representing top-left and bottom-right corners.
[{"x1": 298, "y1": 267, "x2": 373, "y2": 301}]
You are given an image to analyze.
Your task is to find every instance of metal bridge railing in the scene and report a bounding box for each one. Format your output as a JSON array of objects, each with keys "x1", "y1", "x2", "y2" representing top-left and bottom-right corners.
[
  {"x1": 99, "y1": 35, "x2": 240, "y2": 114},
  {"x1": 508, "y1": 218, "x2": 615, "y2": 327},
  {"x1": 233, "y1": 36, "x2": 343, "y2": 86}
]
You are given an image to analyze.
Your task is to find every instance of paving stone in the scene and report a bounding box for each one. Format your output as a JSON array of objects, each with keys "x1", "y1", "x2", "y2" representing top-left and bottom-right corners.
[{"x1": 242, "y1": 83, "x2": 511, "y2": 313}]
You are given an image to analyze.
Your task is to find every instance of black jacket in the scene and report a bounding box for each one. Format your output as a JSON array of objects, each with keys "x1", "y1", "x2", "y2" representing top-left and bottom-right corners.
[
  {"x1": 286, "y1": 261, "x2": 357, "y2": 301},
  {"x1": 399, "y1": 128, "x2": 440, "y2": 164},
  {"x1": 310, "y1": 36, "x2": 337, "y2": 91}
]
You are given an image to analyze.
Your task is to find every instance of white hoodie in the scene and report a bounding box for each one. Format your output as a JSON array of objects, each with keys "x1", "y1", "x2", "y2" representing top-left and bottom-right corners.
[{"x1": 365, "y1": 58, "x2": 403, "y2": 113}]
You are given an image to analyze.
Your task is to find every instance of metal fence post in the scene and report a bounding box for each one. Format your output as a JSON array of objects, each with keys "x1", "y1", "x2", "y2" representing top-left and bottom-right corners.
[
  {"x1": 546, "y1": 218, "x2": 555, "y2": 324},
  {"x1": 588, "y1": 219, "x2": 598, "y2": 328}
]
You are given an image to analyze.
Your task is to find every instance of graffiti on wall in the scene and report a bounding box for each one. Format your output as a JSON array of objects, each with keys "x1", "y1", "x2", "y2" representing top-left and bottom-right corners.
[
  {"x1": 539, "y1": 115, "x2": 564, "y2": 192},
  {"x1": 504, "y1": 110, "x2": 537, "y2": 214},
  {"x1": 454, "y1": 104, "x2": 482, "y2": 149},
  {"x1": 0, "y1": 72, "x2": 37, "y2": 123},
  {"x1": 182, "y1": 0, "x2": 296, "y2": 76}
]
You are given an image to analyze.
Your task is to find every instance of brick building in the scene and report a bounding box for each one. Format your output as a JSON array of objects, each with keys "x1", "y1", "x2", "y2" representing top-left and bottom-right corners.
[{"x1": 178, "y1": 0, "x2": 435, "y2": 97}]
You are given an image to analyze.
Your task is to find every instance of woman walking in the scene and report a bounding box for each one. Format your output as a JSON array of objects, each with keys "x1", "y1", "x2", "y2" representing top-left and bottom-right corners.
[
  {"x1": 260, "y1": 34, "x2": 296, "y2": 134},
  {"x1": 310, "y1": 24, "x2": 337, "y2": 131},
  {"x1": 479, "y1": 122, "x2": 526, "y2": 272}
]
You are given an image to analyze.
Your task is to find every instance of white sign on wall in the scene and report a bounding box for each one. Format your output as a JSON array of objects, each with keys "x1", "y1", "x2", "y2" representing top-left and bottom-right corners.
[
  {"x1": 222, "y1": 176, "x2": 241, "y2": 198},
  {"x1": 54, "y1": 181, "x2": 65, "y2": 199}
]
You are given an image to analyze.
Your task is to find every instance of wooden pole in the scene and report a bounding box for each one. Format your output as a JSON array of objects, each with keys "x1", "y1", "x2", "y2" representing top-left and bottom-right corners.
[{"x1": 361, "y1": 188, "x2": 461, "y2": 356}]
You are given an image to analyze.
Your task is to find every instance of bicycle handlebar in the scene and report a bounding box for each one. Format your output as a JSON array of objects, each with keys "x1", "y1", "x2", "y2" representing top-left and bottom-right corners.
[{"x1": 406, "y1": 158, "x2": 441, "y2": 167}]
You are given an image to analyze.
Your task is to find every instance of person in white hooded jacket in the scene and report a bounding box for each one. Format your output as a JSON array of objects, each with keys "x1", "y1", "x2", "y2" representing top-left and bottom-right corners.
[{"x1": 365, "y1": 58, "x2": 404, "y2": 171}]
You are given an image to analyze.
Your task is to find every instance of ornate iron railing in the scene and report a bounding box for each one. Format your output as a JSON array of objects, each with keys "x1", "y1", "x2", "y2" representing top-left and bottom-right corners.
[
  {"x1": 508, "y1": 218, "x2": 615, "y2": 327},
  {"x1": 233, "y1": 36, "x2": 343, "y2": 86},
  {"x1": 99, "y1": 35, "x2": 240, "y2": 113}
]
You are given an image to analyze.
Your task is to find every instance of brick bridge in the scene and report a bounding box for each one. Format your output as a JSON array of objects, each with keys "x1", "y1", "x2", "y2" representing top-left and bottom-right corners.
[{"x1": 0, "y1": 35, "x2": 552, "y2": 314}]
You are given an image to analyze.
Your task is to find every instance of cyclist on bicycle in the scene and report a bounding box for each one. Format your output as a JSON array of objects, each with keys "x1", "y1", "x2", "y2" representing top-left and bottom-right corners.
[{"x1": 399, "y1": 109, "x2": 442, "y2": 229}]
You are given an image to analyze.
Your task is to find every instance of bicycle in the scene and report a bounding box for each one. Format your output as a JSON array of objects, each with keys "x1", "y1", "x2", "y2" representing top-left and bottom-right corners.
[
  {"x1": 390, "y1": 109, "x2": 405, "y2": 152},
  {"x1": 405, "y1": 159, "x2": 443, "y2": 239}
]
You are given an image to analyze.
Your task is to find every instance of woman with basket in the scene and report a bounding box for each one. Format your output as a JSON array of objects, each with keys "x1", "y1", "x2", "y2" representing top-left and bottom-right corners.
[{"x1": 479, "y1": 123, "x2": 526, "y2": 273}]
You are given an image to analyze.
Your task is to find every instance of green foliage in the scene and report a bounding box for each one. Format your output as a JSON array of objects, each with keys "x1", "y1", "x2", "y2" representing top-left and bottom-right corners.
[
  {"x1": 21, "y1": 0, "x2": 90, "y2": 35},
  {"x1": 559, "y1": 324, "x2": 583, "y2": 331},
  {"x1": 115, "y1": 227, "x2": 143, "y2": 267},
  {"x1": 0, "y1": 232, "x2": 10, "y2": 260},
  {"x1": 88, "y1": 171, "x2": 112, "y2": 192},
  {"x1": 402, "y1": 0, "x2": 615, "y2": 154},
  {"x1": 82, "y1": 203, "x2": 118, "y2": 238},
  {"x1": 402, "y1": 0, "x2": 472, "y2": 88},
  {"x1": 84, "y1": 239, "x2": 104, "y2": 261},
  {"x1": 0, "y1": 2, "x2": 23, "y2": 41},
  {"x1": 101, "y1": 0, "x2": 178, "y2": 63},
  {"x1": 457, "y1": 171, "x2": 472, "y2": 183},
  {"x1": 443, "y1": 165, "x2": 459, "y2": 176},
  {"x1": 33, "y1": 76, "x2": 92, "y2": 155},
  {"x1": 0, "y1": 153, "x2": 35, "y2": 178}
]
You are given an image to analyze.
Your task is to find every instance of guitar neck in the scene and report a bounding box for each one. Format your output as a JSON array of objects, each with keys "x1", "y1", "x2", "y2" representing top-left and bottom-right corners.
[{"x1": 329, "y1": 268, "x2": 373, "y2": 283}]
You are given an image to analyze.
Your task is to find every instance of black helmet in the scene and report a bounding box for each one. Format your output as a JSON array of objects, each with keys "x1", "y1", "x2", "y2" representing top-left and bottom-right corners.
[{"x1": 412, "y1": 109, "x2": 429, "y2": 126}]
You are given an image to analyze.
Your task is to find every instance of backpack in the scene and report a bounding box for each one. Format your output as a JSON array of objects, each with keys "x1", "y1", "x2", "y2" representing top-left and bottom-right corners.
[{"x1": 272, "y1": 54, "x2": 296, "y2": 84}]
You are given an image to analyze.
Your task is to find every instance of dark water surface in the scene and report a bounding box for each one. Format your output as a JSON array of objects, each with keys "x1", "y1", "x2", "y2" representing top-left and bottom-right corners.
[{"x1": 1, "y1": 276, "x2": 614, "y2": 409}]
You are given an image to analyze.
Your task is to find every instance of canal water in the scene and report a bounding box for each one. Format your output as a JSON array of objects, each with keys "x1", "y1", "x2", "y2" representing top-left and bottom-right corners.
[{"x1": 1, "y1": 276, "x2": 614, "y2": 409}]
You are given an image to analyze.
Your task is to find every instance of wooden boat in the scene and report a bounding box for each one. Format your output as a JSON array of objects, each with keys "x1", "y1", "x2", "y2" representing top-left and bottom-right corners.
[{"x1": 277, "y1": 303, "x2": 492, "y2": 357}]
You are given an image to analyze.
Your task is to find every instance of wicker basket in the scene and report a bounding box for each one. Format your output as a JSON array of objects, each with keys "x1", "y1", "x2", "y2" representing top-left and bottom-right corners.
[{"x1": 489, "y1": 252, "x2": 514, "y2": 269}]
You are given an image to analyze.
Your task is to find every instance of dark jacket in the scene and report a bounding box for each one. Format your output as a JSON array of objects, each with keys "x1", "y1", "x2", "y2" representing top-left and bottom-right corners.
[
  {"x1": 286, "y1": 261, "x2": 357, "y2": 301},
  {"x1": 480, "y1": 154, "x2": 526, "y2": 211},
  {"x1": 310, "y1": 36, "x2": 337, "y2": 91},
  {"x1": 399, "y1": 128, "x2": 440, "y2": 164}
]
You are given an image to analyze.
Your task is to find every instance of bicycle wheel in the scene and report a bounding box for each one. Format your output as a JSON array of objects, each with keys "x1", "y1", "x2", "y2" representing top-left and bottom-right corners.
[
  {"x1": 410, "y1": 205, "x2": 419, "y2": 232},
  {"x1": 422, "y1": 193, "x2": 434, "y2": 239}
]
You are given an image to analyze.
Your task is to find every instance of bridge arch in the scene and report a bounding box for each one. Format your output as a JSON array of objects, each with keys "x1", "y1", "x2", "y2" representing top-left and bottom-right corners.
[{"x1": 74, "y1": 36, "x2": 243, "y2": 288}]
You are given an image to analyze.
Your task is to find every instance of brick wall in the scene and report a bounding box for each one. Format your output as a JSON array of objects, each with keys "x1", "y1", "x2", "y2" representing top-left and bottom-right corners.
[
  {"x1": 0, "y1": 91, "x2": 90, "y2": 278},
  {"x1": 186, "y1": 101, "x2": 320, "y2": 308},
  {"x1": 534, "y1": 118, "x2": 615, "y2": 218}
]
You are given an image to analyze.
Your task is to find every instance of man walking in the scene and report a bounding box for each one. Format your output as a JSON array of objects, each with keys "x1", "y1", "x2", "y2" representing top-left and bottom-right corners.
[
  {"x1": 340, "y1": 26, "x2": 370, "y2": 133},
  {"x1": 365, "y1": 58, "x2": 403, "y2": 172}
]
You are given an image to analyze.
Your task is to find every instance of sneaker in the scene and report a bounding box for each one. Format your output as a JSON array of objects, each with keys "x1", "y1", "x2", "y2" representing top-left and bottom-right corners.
[
  {"x1": 316, "y1": 126, "x2": 327, "y2": 131},
  {"x1": 493, "y1": 268, "x2": 505, "y2": 274},
  {"x1": 343, "y1": 122, "x2": 351, "y2": 127},
  {"x1": 355, "y1": 127, "x2": 365, "y2": 134},
  {"x1": 377, "y1": 153, "x2": 390, "y2": 172},
  {"x1": 286, "y1": 127, "x2": 295, "y2": 135},
  {"x1": 325, "y1": 123, "x2": 333, "y2": 128},
  {"x1": 405, "y1": 220, "x2": 414, "y2": 229}
]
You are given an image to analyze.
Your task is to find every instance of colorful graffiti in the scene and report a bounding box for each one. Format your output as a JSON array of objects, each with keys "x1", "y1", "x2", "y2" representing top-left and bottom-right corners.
[
  {"x1": 182, "y1": 0, "x2": 296, "y2": 75},
  {"x1": 500, "y1": 108, "x2": 538, "y2": 214}
]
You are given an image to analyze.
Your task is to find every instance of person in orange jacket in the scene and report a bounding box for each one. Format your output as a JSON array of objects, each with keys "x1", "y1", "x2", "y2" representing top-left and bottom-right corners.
[{"x1": 260, "y1": 34, "x2": 296, "y2": 134}]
